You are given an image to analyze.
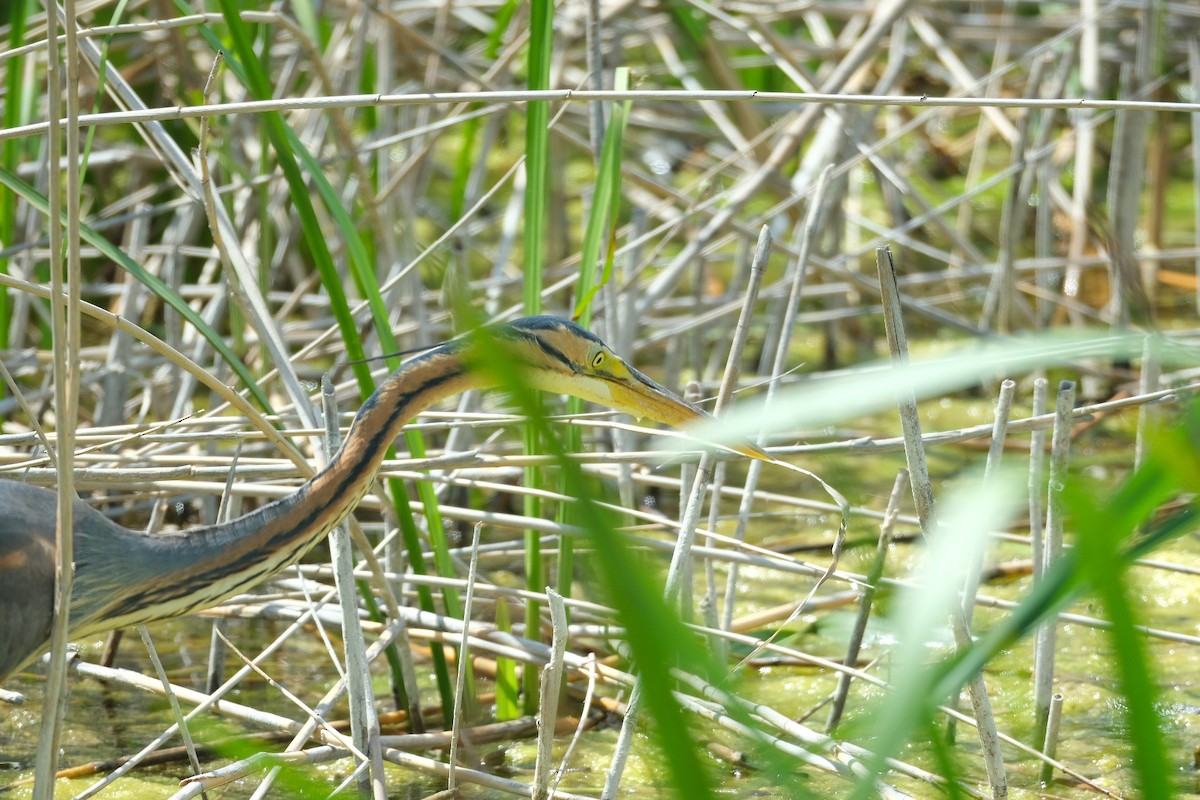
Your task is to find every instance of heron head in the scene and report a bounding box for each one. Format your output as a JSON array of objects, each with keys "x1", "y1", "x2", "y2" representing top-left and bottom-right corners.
[{"x1": 491, "y1": 316, "x2": 768, "y2": 460}]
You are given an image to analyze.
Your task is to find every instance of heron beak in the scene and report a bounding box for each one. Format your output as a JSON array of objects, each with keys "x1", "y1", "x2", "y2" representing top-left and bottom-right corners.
[{"x1": 608, "y1": 366, "x2": 772, "y2": 462}]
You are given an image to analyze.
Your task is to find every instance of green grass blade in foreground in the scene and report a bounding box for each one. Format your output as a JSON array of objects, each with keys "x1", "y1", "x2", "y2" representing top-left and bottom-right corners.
[
  {"x1": 469, "y1": 328, "x2": 719, "y2": 800},
  {"x1": 1052, "y1": 417, "x2": 1200, "y2": 798},
  {"x1": 1066, "y1": 485, "x2": 1174, "y2": 798},
  {"x1": 849, "y1": 467, "x2": 1024, "y2": 800},
  {"x1": 0, "y1": 166, "x2": 270, "y2": 410},
  {"x1": 686, "y1": 330, "x2": 1192, "y2": 452},
  {"x1": 933, "y1": 504, "x2": 1199, "y2": 722},
  {"x1": 918, "y1": 418, "x2": 1200, "y2": 796},
  {"x1": 936, "y1": 412, "x2": 1200, "y2": 699},
  {"x1": 493, "y1": 597, "x2": 521, "y2": 720}
]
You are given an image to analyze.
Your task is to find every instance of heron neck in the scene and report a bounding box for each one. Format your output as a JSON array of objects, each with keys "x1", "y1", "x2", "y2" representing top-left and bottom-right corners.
[
  {"x1": 280, "y1": 344, "x2": 481, "y2": 556},
  {"x1": 91, "y1": 344, "x2": 482, "y2": 628}
]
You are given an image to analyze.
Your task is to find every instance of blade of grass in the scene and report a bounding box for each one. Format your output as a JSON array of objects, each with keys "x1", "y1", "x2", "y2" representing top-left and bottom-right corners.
[
  {"x1": 466, "y1": 327, "x2": 719, "y2": 800},
  {"x1": 524, "y1": 0, "x2": 553, "y2": 316},
  {"x1": 493, "y1": 597, "x2": 521, "y2": 720},
  {"x1": 935, "y1": 502, "x2": 1199, "y2": 710},
  {"x1": 848, "y1": 467, "x2": 1023, "y2": 800},
  {"x1": 522, "y1": 0, "x2": 555, "y2": 717},
  {"x1": 925, "y1": 417, "x2": 1200, "y2": 794},
  {"x1": 691, "y1": 329, "x2": 1157, "y2": 454},
  {"x1": 1067, "y1": 483, "x2": 1174, "y2": 799},
  {"x1": 289, "y1": 0, "x2": 321, "y2": 46}
]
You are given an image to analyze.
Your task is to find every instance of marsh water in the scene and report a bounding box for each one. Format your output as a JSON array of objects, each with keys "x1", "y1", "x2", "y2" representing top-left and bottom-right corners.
[{"x1": 2, "y1": 397, "x2": 1199, "y2": 800}]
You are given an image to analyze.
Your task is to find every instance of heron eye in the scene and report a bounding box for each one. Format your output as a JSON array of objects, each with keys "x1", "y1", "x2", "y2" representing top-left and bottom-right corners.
[{"x1": 592, "y1": 352, "x2": 605, "y2": 369}]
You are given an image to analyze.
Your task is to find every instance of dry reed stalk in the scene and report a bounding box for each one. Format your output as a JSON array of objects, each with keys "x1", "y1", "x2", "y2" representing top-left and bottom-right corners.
[
  {"x1": 826, "y1": 468, "x2": 906, "y2": 732},
  {"x1": 321, "y1": 375, "x2": 385, "y2": 799},
  {"x1": 1032, "y1": 380, "x2": 1076, "y2": 744},
  {"x1": 877, "y1": 245, "x2": 1008, "y2": 799}
]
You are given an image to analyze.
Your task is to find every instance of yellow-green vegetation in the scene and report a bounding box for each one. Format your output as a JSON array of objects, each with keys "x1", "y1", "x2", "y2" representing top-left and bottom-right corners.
[{"x1": 2, "y1": 2, "x2": 1200, "y2": 799}]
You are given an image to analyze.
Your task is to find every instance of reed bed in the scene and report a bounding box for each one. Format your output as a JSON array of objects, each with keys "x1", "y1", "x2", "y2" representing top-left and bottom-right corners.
[{"x1": 1, "y1": 1, "x2": 1200, "y2": 798}]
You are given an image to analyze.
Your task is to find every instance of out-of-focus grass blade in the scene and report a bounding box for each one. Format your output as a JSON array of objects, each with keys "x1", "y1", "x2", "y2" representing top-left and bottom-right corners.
[
  {"x1": 1066, "y1": 483, "x2": 1175, "y2": 799},
  {"x1": 849, "y1": 467, "x2": 1024, "y2": 800},
  {"x1": 947, "y1": 412, "x2": 1200, "y2": 691},
  {"x1": 0, "y1": 166, "x2": 270, "y2": 410},
  {"x1": 685, "y1": 330, "x2": 1190, "y2": 453},
  {"x1": 934, "y1": 501, "x2": 1199, "y2": 715},
  {"x1": 923, "y1": 720, "x2": 968, "y2": 800},
  {"x1": 662, "y1": 1, "x2": 708, "y2": 77},
  {"x1": 468, "y1": 326, "x2": 718, "y2": 800}
]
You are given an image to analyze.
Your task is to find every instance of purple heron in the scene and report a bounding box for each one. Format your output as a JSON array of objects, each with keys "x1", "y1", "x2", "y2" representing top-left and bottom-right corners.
[{"x1": 0, "y1": 316, "x2": 758, "y2": 684}]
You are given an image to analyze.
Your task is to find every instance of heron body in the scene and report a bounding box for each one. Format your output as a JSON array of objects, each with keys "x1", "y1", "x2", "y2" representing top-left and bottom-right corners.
[{"x1": 0, "y1": 316, "x2": 744, "y2": 684}]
